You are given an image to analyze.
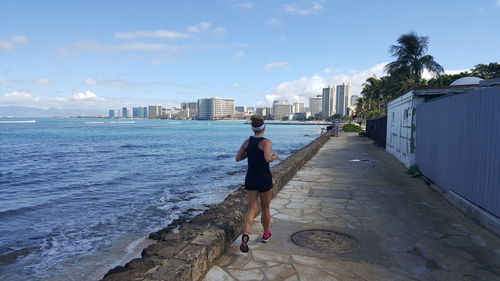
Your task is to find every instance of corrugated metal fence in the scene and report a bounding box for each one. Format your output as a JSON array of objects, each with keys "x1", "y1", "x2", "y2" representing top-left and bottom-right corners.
[
  {"x1": 416, "y1": 87, "x2": 500, "y2": 217},
  {"x1": 366, "y1": 116, "x2": 387, "y2": 148}
]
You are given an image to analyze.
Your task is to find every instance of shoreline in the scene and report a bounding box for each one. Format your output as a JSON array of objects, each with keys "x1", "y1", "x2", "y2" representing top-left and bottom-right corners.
[{"x1": 101, "y1": 132, "x2": 331, "y2": 281}]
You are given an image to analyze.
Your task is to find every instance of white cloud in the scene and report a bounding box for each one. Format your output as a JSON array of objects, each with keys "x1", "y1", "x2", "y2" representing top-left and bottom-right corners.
[
  {"x1": 72, "y1": 90, "x2": 105, "y2": 101},
  {"x1": 232, "y1": 82, "x2": 243, "y2": 88},
  {"x1": 266, "y1": 18, "x2": 283, "y2": 26},
  {"x1": 421, "y1": 68, "x2": 469, "y2": 80},
  {"x1": 187, "y1": 22, "x2": 213, "y2": 33},
  {"x1": 235, "y1": 51, "x2": 246, "y2": 57},
  {"x1": 84, "y1": 78, "x2": 136, "y2": 89},
  {"x1": 283, "y1": 1, "x2": 325, "y2": 15},
  {"x1": 235, "y1": 2, "x2": 254, "y2": 9},
  {"x1": 264, "y1": 61, "x2": 289, "y2": 70},
  {"x1": 263, "y1": 62, "x2": 387, "y2": 105},
  {"x1": 497, "y1": 0, "x2": 500, "y2": 7},
  {"x1": 279, "y1": 35, "x2": 287, "y2": 40},
  {"x1": 0, "y1": 77, "x2": 10, "y2": 85},
  {"x1": 85, "y1": 78, "x2": 97, "y2": 85},
  {"x1": 59, "y1": 40, "x2": 179, "y2": 55},
  {"x1": 0, "y1": 35, "x2": 27, "y2": 50},
  {"x1": 4, "y1": 91, "x2": 40, "y2": 101},
  {"x1": 213, "y1": 27, "x2": 227, "y2": 35},
  {"x1": 187, "y1": 22, "x2": 226, "y2": 36},
  {"x1": 34, "y1": 78, "x2": 51, "y2": 84},
  {"x1": 116, "y1": 43, "x2": 178, "y2": 51},
  {"x1": 114, "y1": 30, "x2": 190, "y2": 39}
]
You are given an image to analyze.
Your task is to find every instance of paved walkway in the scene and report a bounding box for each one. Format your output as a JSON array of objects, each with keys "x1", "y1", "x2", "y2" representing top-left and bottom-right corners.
[{"x1": 202, "y1": 134, "x2": 500, "y2": 281}]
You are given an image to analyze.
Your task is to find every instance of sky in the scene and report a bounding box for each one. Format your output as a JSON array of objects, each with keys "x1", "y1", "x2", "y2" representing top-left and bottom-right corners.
[{"x1": 1, "y1": 0, "x2": 499, "y2": 115}]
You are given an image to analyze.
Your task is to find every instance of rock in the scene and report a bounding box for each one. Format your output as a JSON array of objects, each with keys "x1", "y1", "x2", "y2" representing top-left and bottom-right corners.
[
  {"x1": 150, "y1": 259, "x2": 191, "y2": 281},
  {"x1": 176, "y1": 245, "x2": 209, "y2": 281}
]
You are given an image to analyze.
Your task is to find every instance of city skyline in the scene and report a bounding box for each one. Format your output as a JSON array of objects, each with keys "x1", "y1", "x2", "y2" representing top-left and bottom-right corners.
[{"x1": 1, "y1": 1, "x2": 499, "y2": 115}]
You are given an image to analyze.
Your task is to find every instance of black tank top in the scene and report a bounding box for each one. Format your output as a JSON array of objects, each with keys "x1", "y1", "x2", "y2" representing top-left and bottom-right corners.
[{"x1": 246, "y1": 137, "x2": 270, "y2": 174}]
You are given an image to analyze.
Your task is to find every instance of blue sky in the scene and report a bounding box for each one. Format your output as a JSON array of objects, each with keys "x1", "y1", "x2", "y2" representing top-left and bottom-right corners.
[{"x1": 1, "y1": 0, "x2": 499, "y2": 114}]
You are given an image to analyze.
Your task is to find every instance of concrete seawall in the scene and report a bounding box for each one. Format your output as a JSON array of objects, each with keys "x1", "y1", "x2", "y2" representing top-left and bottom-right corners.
[{"x1": 102, "y1": 133, "x2": 331, "y2": 281}]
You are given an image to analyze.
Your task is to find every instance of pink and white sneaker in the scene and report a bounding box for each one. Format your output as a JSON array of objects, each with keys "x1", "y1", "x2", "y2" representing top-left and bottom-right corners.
[{"x1": 262, "y1": 230, "x2": 272, "y2": 243}]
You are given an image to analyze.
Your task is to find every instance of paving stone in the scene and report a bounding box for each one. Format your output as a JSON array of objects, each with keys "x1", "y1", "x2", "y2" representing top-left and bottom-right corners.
[
  {"x1": 252, "y1": 249, "x2": 291, "y2": 263},
  {"x1": 227, "y1": 268, "x2": 264, "y2": 281},
  {"x1": 203, "y1": 265, "x2": 236, "y2": 281},
  {"x1": 293, "y1": 263, "x2": 337, "y2": 281},
  {"x1": 264, "y1": 263, "x2": 296, "y2": 281},
  {"x1": 203, "y1": 135, "x2": 500, "y2": 281}
]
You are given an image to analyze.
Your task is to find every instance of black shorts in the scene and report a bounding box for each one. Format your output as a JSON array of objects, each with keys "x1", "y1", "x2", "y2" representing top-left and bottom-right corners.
[{"x1": 245, "y1": 172, "x2": 273, "y2": 193}]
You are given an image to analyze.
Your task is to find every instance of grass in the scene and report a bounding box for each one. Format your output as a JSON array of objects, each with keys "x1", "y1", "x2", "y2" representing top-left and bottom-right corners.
[{"x1": 342, "y1": 123, "x2": 363, "y2": 132}]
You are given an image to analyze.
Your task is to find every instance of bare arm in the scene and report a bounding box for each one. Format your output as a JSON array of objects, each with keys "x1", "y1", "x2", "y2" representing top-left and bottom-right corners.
[
  {"x1": 236, "y1": 139, "x2": 249, "y2": 162},
  {"x1": 262, "y1": 139, "x2": 279, "y2": 163}
]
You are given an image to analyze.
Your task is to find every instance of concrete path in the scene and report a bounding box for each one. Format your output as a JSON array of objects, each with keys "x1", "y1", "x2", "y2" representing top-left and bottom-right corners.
[{"x1": 202, "y1": 134, "x2": 500, "y2": 281}]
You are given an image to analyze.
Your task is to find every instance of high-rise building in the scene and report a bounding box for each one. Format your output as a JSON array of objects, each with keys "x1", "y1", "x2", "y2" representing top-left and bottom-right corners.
[
  {"x1": 141, "y1": 107, "x2": 148, "y2": 118},
  {"x1": 132, "y1": 107, "x2": 139, "y2": 118},
  {"x1": 117, "y1": 110, "x2": 122, "y2": 117},
  {"x1": 322, "y1": 86, "x2": 336, "y2": 117},
  {"x1": 108, "y1": 110, "x2": 115, "y2": 118},
  {"x1": 235, "y1": 106, "x2": 245, "y2": 113},
  {"x1": 309, "y1": 95, "x2": 322, "y2": 115},
  {"x1": 336, "y1": 83, "x2": 352, "y2": 115},
  {"x1": 292, "y1": 102, "x2": 305, "y2": 113},
  {"x1": 197, "y1": 97, "x2": 235, "y2": 120},
  {"x1": 148, "y1": 105, "x2": 162, "y2": 119},
  {"x1": 351, "y1": 94, "x2": 360, "y2": 107},
  {"x1": 180, "y1": 102, "x2": 198, "y2": 119},
  {"x1": 273, "y1": 103, "x2": 292, "y2": 120},
  {"x1": 256, "y1": 107, "x2": 273, "y2": 119},
  {"x1": 246, "y1": 107, "x2": 254, "y2": 113},
  {"x1": 122, "y1": 107, "x2": 128, "y2": 118}
]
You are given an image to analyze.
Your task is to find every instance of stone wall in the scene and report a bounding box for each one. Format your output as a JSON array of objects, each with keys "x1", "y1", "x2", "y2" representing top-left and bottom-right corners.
[{"x1": 102, "y1": 133, "x2": 330, "y2": 281}]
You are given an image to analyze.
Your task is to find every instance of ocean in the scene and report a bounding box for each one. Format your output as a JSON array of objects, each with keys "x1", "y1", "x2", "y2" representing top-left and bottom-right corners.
[{"x1": 0, "y1": 118, "x2": 324, "y2": 281}]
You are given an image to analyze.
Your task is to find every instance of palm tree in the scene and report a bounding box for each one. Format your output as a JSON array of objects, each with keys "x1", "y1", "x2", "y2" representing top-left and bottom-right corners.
[
  {"x1": 386, "y1": 32, "x2": 444, "y2": 83},
  {"x1": 361, "y1": 76, "x2": 382, "y2": 112}
]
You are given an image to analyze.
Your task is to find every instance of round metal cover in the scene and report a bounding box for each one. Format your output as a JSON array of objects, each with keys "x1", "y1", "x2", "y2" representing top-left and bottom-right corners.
[{"x1": 291, "y1": 230, "x2": 357, "y2": 253}]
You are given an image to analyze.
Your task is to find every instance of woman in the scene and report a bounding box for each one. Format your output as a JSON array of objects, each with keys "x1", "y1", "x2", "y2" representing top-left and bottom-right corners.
[{"x1": 235, "y1": 115, "x2": 279, "y2": 253}]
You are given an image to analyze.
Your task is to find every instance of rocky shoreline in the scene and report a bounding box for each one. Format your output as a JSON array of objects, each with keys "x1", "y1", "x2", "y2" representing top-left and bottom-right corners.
[{"x1": 102, "y1": 133, "x2": 331, "y2": 281}]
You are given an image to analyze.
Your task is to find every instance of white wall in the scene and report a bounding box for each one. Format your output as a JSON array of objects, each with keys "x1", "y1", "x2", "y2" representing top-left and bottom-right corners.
[{"x1": 386, "y1": 91, "x2": 424, "y2": 168}]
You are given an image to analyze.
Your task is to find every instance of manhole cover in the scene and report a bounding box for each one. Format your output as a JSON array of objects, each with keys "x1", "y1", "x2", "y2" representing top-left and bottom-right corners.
[{"x1": 291, "y1": 230, "x2": 357, "y2": 253}]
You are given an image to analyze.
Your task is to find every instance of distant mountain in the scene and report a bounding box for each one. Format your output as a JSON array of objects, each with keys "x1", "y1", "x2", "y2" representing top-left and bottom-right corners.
[{"x1": 0, "y1": 106, "x2": 104, "y2": 117}]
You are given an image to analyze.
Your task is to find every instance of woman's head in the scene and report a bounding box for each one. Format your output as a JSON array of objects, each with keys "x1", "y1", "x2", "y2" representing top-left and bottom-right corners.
[{"x1": 250, "y1": 115, "x2": 265, "y2": 133}]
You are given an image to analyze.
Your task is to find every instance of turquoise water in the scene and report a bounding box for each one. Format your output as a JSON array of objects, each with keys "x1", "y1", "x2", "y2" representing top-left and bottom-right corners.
[{"x1": 0, "y1": 118, "x2": 323, "y2": 281}]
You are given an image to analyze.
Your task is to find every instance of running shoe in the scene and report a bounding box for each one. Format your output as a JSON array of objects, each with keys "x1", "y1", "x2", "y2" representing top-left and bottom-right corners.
[
  {"x1": 240, "y1": 233, "x2": 249, "y2": 253},
  {"x1": 262, "y1": 230, "x2": 272, "y2": 243}
]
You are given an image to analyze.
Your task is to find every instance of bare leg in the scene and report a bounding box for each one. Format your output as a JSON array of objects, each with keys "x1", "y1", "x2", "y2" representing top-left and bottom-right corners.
[
  {"x1": 259, "y1": 189, "x2": 273, "y2": 233},
  {"x1": 243, "y1": 190, "x2": 259, "y2": 234}
]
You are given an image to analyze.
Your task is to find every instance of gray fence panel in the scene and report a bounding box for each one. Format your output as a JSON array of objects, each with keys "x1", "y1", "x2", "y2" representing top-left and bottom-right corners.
[{"x1": 416, "y1": 87, "x2": 500, "y2": 217}]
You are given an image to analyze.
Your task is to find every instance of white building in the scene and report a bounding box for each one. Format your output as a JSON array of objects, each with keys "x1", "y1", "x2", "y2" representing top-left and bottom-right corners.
[
  {"x1": 322, "y1": 86, "x2": 336, "y2": 117},
  {"x1": 336, "y1": 82, "x2": 351, "y2": 115},
  {"x1": 148, "y1": 105, "x2": 162, "y2": 119},
  {"x1": 292, "y1": 102, "x2": 305, "y2": 113},
  {"x1": 308, "y1": 95, "x2": 322, "y2": 116},
  {"x1": 197, "y1": 97, "x2": 235, "y2": 120},
  {"x1": 386, "y1": 79, "x2": 481, "y2": 168},
  {"x1": 273, "y1": 103, "x2": 292, "y2": 120}
]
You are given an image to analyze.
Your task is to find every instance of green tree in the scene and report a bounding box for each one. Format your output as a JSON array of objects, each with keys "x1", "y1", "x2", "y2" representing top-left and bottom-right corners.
[
  {"x1": 471, "y1": 63, "x2": 500, "y2": 79},
  {"x1": 426, "y1": 72, "x2": 471, "y2": 86},
  {"x1": 386, "y1": 32, "x2": 444, "y2": 83}
]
